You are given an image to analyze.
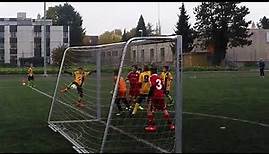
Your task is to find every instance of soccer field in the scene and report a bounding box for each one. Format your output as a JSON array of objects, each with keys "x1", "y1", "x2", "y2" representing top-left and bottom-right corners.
[{"x1": 1, "y1": 71, "x2": 269, "y2": 153}]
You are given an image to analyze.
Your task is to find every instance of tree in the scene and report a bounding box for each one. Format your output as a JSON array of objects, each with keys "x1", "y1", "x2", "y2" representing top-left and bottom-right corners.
[
  {"x1": 121, "y1": 28, "x2": 136, "y2": 42},
  {"x1": 46, "y1": 3, "x2": 85, "y2": 46},
  {"x1": 52, "y1": 44, "x2": 71, "y2": 66},
  {"x1": 135, "y1": 15, "x2": 148, "y2": 37},
  {"x1": 194, "y1": 2, "x2": 252, "y2": 65},
  {"x1": 98, "y1": 29, "x2": 122, "y2": 44},
  {"x1": 174, "y1": 3, "x2": 195, "y2": 53},
  {"x1": 258, "y1": 16, "x2": 269, "y2": 29},
  {"x1": 146, "y1": 22, "x2": 155, "y2": 36}
]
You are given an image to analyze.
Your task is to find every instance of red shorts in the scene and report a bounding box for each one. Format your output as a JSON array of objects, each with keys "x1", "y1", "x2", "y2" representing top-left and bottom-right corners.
[
  {"x1": 151, "y1": 98, "x2": 166, "y2": 111},
  {"x1": 129, "y1": 88, "x2": 140, "y2": 97},
  {"x1": 118, "y1": 90, "x2": 126, "y2": 98}
]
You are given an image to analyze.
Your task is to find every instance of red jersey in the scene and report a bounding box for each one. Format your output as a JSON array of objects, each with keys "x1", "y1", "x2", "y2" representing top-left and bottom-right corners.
[
  {"x1": 127, "y1": 71, "x2": 140, "y2": 89},
  {"x1": 149, "y1": 74, "x2": 165, "y2": 98}
]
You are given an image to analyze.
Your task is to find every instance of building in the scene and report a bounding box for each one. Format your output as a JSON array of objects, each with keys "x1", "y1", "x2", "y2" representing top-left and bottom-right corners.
[
  {"x1": 0, "y1": 12, "x2": 69, "y2": 66},
  {"x1": 225, "y1": 24, "x2": 269, "y2": 65},
  {"x1": 82, "y1": 35, "x2": 98, "y2": 46}
]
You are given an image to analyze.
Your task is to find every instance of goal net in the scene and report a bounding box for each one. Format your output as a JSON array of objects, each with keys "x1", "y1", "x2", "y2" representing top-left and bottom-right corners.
[{"x1": 47, "y1": 36, "x2": 182, "y2": 153}]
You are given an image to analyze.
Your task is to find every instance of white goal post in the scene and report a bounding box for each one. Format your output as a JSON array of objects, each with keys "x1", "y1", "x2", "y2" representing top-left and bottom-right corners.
[{"x1": 47, "y1": 35, "x2": 182, "y2": 153}]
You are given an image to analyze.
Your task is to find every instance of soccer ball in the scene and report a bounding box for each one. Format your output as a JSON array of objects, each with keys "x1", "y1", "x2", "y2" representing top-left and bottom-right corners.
[
  {"x1": 22, "y1": 82, "x2": 26, "y2": 86},
  {"x1": 70, "y1": 84, "x2": 77, "y2": 89}
]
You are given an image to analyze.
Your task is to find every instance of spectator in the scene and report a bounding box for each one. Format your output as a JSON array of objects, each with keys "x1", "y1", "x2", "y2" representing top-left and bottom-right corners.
[{"x1": 258, "y1": 58, "x2": 265, "y2": 78}]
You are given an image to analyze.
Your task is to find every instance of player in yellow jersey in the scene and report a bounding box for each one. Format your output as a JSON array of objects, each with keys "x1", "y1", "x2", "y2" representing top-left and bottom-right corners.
[
  {"x1": 130, "y1": 65, "x2": 151, "y2": 116},
  {"x1": 160, "y1": 65, "x2": 174, "y2": 106},
  {"x1": 60, "y1": 67, "x2": 96, "y2": 108},
  {"x1": 27, "y1": 64, "x2": 35, "y2": 87}
]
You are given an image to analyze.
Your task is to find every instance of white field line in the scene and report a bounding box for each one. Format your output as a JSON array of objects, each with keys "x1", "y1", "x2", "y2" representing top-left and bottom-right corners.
[
  {"x1": 182, "y1": 111, "x2": 269, "y2": 128},
  {"x1": 28, "y1": 85, "x2": 169, "y2": 153}
]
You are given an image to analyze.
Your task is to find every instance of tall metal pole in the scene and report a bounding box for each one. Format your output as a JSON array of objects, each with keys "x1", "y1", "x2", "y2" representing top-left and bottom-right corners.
[
  {"x1": 43, "y1": 2, "x2": 47, "y2": 76},
  {"x1": 175, "y1": 35, "x2": 182, "y2": 153}
]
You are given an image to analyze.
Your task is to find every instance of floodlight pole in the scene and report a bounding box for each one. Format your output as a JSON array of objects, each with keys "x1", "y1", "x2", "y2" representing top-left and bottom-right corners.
[{"x1": 43, "y1": 2, "x2": 48, "y2": 77}]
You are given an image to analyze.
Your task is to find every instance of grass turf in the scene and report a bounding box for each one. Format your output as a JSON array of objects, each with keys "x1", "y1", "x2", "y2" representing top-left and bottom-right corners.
[{"x1": 1, "y1": 71, "x2": 269, "y2": 152}]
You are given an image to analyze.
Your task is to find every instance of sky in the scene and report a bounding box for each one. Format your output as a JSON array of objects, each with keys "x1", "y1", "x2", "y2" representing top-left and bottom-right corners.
[{"x1": 0, "y1": 2, "x2": 268, "y2": 36}]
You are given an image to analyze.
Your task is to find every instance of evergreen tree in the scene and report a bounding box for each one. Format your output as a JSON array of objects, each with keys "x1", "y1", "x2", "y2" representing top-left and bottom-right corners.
[
  {"x1": 194, "y1": 2, "x2": 252, "y2": 65},
  {"x1": 174, "y1": 3, "x2": 195, "y2": 53},
  {"x1": 135, "y1": 15, "x2": 148, "y2": 37},
  {"x1": 121, "y1": 29, "x2": 128, "y2": 41},
  {"x1": 258, "y1": 16, "x2": 269, "y2": 29}
]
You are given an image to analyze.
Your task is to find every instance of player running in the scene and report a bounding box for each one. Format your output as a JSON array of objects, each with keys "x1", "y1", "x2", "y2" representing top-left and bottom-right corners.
[
  {"x1": 60, "y1": 67, "x2": 96, "y2": 108},
  {"x1": 112, "y1": 69, "x2": 130, "y2": 116},
  {"x1": 126, "y1": 65, "x2": 141, "y2": 110},
  {"x1": 27, "y1": 64, "x2": 35, "y2": 87},
  {"x1": 160, "y1": 65, "x2": 174, "y2": 106},
  {"x1": 130, "y1": 65, "x2": 151, "y2": 116},
  {"x1": 145, "y1": 66, "x2": 175, "y2": 132}
]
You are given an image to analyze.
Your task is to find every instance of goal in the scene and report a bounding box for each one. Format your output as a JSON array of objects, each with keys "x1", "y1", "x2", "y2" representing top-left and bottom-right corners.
[{"x1": 47, "y1": 35, "x2": 182, "y2": 153}]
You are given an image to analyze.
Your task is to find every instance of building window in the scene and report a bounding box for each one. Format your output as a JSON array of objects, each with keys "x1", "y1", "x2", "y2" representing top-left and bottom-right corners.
[
  {"x1": 0, "y1": 49, "x2": 4, "y2": 63},
  {"x1": 10, "y1": 49, "x2": 17, "y2": 54},
  {"x1": 63, "y1": 32, "x2": 68, "y2": 38},
  {"x1": 10, "y1": 55, "x2": 17, "y2": 65},
  {"x1": 133, "y1": 50, "x2": 136, "y2": 62},
  {"x1": 160, "y1": 48, "x2": 165, "y2": 61},
  {"x1": 0, "y1": 38, "x2": 4, "y2": 43},
  {"x1": 34, "y1": 32, "x2": 41, "y2": 38},
  {"x1": 101, "y1": 52, "x2": 105, "y2": 57},
  {"x1": 9, "y1": 25, "x2": 17, "y2": 32},
  {"x1": 107, "y1": 51, "x2": 111, "y2": 56},
  {"x1": 0, "y1": 32, "x2": 4, "y2": 38},
  {"x1": 10, "y1": 43, "x2": 17, "y2": 49},
  {"x1": 112, "y1": 50, "x2": 118, "y2": 56},
  {"x1": 0, "y1": 25, "x2": 4, "y2": 32},
  {"x1": 141, "y1": 49, "x2": 144, "y2": 62},
  {"x1": 150, "y1": 48, "x2": 154, "y2": 62},
  {"x1": 0, "y1": 43, "x2": 4, "y2": 49},
  {"x1": 10, "y1": 32, "x2": 16, "y2": 38},
  {"x1": 63, "y1": 25, "x2": 68, "y2": 32},
  {"x1": 34, "y1": 25, "x2": 41, "y2": 32}
]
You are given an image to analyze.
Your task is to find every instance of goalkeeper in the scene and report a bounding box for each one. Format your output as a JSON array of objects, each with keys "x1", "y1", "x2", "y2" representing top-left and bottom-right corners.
[{"x1": 60, "y1": 67, "x2": 96, "y2": 108}]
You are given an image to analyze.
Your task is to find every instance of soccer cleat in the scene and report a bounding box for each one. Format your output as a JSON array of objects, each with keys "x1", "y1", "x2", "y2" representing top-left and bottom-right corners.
[
  {"x1": 138, "y1": 105, "x2": 144, "y2": 110},
  {"x1": 60, "y1": 88, "x2": 68, "y2": 93},
  {"x1": 168, "y1": 124, "x2": 175, "y2": 131},
  {"x1": 145, "y1": 125, "x2": 157, "y2": 132},
  {"x1": 116, "y1": 112, "x2": 121, "y2": 116}
]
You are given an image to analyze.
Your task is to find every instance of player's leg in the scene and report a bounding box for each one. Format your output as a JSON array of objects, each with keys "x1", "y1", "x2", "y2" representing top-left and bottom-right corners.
[
  {"x1": 165, "y1": 90, "x2": 174, "y2": 106},
  {"x1": 145, "y1": 99, "x2": 157, "y2": 132},
  {"x1": 115, "y1": 97, "x2": 123, "y2": 116},
  {"x1": 131, "y1": 94, "x2": 146, "y2": 115},
  {"x1": 160, "y1": 99, "x2": 175, "y2": 131}
]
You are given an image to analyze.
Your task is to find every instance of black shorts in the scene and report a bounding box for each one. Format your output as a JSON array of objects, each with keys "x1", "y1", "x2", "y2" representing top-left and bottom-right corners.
[
  {"x1": 137, "y1": 94, "x2": 148, "y2": 104},
  {"x1": 72, "y1": 82, "x2": 83, "y2": 97},
  {"x1": 28, "y1": 75, "x2": 34, "y2": 81}
]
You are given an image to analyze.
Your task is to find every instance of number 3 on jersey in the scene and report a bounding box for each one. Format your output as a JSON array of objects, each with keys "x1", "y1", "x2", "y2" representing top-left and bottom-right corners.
[{"x1": 156, "y1": 79, "x2": 162, "y2": 90}]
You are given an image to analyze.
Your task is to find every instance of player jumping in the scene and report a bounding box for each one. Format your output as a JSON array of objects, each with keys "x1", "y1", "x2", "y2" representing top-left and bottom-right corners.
[
  {"x1": 160, "y1": 65, "x2": 174, "y2": 106},
  {"x1": 60, "y1": 67, "x2": 96, "y2": 108},
  {"x1": 145, "y1": 66, "x2": 175, "y2": 132}
]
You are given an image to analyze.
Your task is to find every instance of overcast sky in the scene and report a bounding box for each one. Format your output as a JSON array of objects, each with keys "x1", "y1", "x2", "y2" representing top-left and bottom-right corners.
[{"x1": 0, "y1": 2, "x2": 268, "y2": 36}]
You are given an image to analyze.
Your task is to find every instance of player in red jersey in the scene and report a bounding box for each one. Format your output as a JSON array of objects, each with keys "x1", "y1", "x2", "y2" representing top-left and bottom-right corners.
[
  {"x1": 145, "y1": 66, "x2": 175, "y2": 132},
  {"x1": 126, "y1": 65, "x2": 141, "y2": 109}
]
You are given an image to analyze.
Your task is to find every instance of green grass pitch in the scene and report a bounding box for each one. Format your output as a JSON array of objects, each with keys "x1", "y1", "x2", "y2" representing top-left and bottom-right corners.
[{"x1": 1, "y1": 71, "x2": 269, "y2": 153}]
